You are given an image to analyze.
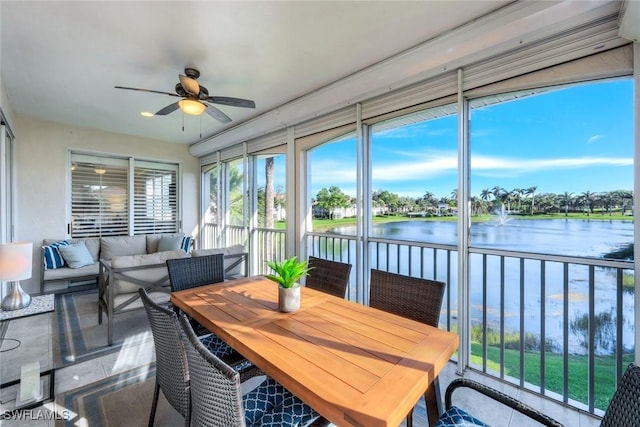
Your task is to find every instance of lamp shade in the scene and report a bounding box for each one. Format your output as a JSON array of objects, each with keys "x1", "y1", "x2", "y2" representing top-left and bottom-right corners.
[
  {"x1": 178, "y1": 98, "x2": 206, "y2": 115},
  {"x1": 0, "y1": 241, "x2": 33, "y2": 281}
]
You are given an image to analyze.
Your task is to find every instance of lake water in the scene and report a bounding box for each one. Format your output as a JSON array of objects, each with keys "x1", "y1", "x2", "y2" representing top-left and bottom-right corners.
[
  {"x1": 364, "y1": 218, "x2": 633, "y2": 258},
  {"x1": 327, "y1": 218, "x2": 635, "y2": 355}
]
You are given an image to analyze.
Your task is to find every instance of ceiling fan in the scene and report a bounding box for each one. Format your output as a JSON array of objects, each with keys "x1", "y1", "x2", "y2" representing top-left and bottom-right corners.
[{"x1": 115, "y1": 67, "x2": 255, "y2": 123}]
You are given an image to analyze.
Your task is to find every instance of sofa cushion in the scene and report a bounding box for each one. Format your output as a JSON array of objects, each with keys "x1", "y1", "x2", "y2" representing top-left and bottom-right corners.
[
  {"x1": 42, "y1": 240, "x2": 69, "y2": 270},
  {"x1": 192, "y1": 244, "x2": 246, "y2": 277},
  {"x1": 58, "y1": 241, "x2": 95, "y2": 269},
  {"x1": 110, "y1": 249, "x2": 188, "y2": 294},
  {"x1": 43, "y1": 263, "x2": 99, "y2": 281},
  {"x1": 100, "y1": 235, "x2": 147, "y2": 260}
]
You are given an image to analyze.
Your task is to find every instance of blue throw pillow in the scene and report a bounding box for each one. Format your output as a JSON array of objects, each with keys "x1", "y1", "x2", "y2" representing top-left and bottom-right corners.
[
  {"x1": 43, "y1": 240, "x2": 70, "y2": 270},
  {"x1": 181, "y1": 236, "x2": 192, "y2": 253},
  {"x1": 58, "y1": 241, "x2": 95, "y2": 269}
]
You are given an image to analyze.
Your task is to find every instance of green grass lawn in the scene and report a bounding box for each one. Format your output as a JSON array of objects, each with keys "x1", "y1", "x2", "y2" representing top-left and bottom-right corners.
[{"x1": 470, "y1": 342, "x2": 634, "y2": 410}]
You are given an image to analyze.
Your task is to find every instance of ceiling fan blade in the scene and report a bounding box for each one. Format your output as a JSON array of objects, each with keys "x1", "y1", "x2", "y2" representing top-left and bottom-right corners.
[
  {"x1": 205, "y1": 104, "x2": 232, "y2": 123},
  {"x1": 114, "y1": 86, "x2": 179, "y2": 97},
  {"x1": 155, "y1": 102, "x2": 180, "y2": 116},
  {"x1": 206, "y1": 96, "x2": 256, "y2": 109},
  {"x1": 179, "y1": 74, "x2": 200, "y2": 96}
]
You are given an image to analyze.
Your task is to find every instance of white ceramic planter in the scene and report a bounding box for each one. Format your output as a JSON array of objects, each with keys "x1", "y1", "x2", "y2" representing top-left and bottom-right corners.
[{"x1": 278, "y1": 284, "x2": 301, "y2": 312}]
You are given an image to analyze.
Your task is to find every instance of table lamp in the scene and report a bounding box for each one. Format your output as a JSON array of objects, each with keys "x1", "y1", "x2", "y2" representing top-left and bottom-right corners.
[{"x1": 0, "y1": 241, "x2": 33, "y2": 311}]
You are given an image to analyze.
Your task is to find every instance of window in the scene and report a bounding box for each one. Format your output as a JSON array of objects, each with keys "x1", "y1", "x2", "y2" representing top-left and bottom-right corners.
[
  {"x1": 70, "y1": 153, "x2": 179, "y2": 237},
  {"x1": 468, "y1": 78, "x2": 634, "y2": 410},
  {"x1": 134, "y1": 161, "x2": 178, "y2": 235}
]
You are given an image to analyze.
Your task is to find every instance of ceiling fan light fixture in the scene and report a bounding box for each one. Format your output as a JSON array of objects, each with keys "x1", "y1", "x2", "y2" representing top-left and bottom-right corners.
[{"x1": 178, "y1": 98, "x2": 206, "y2": 115}]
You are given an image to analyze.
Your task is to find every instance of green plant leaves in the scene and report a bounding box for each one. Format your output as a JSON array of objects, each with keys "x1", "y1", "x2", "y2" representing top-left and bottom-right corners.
[{"x1": 265, "y1": 256, "x2": 312, "y2": 288}]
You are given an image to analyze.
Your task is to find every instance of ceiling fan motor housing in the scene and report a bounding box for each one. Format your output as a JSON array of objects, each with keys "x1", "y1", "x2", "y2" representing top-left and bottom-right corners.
[{"x1": 184, "y1": 67, "x2": 200, "y2": 79}]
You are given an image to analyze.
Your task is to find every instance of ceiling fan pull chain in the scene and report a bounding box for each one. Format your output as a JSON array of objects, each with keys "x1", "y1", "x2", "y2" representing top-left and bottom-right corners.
[{"x1": 182, "y1": 111, "x2": 185, "y2": 132}]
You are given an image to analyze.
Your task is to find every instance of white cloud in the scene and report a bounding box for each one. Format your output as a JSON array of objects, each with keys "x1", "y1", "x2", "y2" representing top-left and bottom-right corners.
[{"x1": 587, "y1": 135, "x2": 602, "y2": 143}]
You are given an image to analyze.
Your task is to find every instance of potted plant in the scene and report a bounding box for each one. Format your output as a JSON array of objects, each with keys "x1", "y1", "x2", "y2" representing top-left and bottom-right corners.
[{"x1": 265, "y1": 256, "x2": 312, "y2": 312}]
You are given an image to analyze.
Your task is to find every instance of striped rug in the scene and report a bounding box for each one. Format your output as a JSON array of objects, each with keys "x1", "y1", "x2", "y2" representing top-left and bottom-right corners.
[
  {"x1": 54, "y1": 290, "x2": 154, "y2": 368},
  {"x1": 55, "y1": 364, "x2": 183, "y2": 427}
]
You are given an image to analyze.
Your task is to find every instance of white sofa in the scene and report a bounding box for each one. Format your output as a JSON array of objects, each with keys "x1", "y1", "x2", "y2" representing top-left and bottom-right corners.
[{"x1": 96, "y1": 234, "x2": 192, "y2": 345}]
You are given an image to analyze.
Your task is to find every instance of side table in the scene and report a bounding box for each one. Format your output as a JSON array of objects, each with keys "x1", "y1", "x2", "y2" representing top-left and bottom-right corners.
[{"x1": 0, "y1": 294, "x2": 55, "y2": 411}]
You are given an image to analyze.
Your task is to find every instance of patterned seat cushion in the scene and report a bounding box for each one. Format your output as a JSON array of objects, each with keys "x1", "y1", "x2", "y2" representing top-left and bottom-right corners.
[
  {"x1": 199, "y1": 334, "x2": 236, "y2": 359},
  {"x1": 435, "y1": 406, "x2": 489, "y2": 427},
  {"x1": 243, "y1": 377, "x2": 319, "y2": 426}
]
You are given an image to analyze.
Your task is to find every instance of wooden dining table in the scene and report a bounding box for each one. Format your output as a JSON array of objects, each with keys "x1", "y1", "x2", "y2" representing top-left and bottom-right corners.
[{"x1": 171, "y1": 276, "x2": 459, "y2": 427}]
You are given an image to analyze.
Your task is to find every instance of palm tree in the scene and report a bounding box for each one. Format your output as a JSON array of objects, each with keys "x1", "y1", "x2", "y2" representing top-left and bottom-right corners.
[
  {"x1": 512, "y1": 188, "x2": 524, "y2": 212},
  {"x1": 580, "y1": 191, "x2": 595, "y2": 215},
  {"x1": 265, "y1": 157, "x2": 275, "y2": 228},
  {"x1": 560, "y1": 191, "x2": 573, "y2": 217},
  {"x1": 492, "y1": 186, "x2": 507, "y2": 211},
  {"x1": 526, "y1": 186, "x2": 538, "y2": 215},
  {"x1": 480, "y1": 188, "x2": 492, "y2": 203}
]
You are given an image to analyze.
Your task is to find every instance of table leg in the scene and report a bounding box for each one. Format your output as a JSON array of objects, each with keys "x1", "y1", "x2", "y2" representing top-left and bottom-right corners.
[{"x1": 425, "y1": 377, "x2": 443, "y2": 427}]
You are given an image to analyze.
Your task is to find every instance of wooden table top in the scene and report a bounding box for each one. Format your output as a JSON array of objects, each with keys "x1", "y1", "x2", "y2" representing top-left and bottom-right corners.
[{"x1": 171, "y1": 276, "x2": 458, "y2": 427}]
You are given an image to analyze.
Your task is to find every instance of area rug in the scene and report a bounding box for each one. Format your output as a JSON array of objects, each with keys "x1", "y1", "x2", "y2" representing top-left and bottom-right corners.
[
  {"x1": 55, "y1": 364, "x2": 184, "y2": 427},
  {"x1": 55, "y1": 290, "x2": 154, "y2": 368}
]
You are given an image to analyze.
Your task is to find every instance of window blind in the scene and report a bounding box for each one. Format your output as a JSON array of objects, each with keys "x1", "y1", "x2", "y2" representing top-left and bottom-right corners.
[
  {"x1": 70, "y1": 153, "x2": 180, "y2": 238},
  {"x1": 70, "y1": 160, "x2": 129, "y2": 238},
  {"x1": 133, "y1": 164, "x2": 178, "y2": 235}
]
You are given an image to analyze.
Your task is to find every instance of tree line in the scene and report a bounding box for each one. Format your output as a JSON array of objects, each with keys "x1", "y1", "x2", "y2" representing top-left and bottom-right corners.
[{"x1": 313, "y1": 185, "x2": 634, "y2": 218}]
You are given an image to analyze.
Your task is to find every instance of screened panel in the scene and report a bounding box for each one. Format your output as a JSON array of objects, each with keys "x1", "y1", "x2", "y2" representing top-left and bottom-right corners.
[
  {"x1": 133, "y1": 165, "x2": 178, "y2": 235},
  {"x1": 70, "y1": 161, "x2": 129, "y2": 237}
]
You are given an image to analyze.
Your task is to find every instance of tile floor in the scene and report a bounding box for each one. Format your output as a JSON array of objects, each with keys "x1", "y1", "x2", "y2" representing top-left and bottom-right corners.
[{"x1": 1, "y1": 313, "x2": 604, "y2": 426}]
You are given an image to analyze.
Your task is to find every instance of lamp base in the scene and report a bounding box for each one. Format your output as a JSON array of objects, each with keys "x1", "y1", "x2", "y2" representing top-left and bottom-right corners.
[{"x1": 1, "y1": 282, "x2": 31, "y2": 311}]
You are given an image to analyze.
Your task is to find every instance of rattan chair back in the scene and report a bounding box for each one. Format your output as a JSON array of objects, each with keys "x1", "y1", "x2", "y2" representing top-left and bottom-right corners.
[
  {"x1": 305, "y1": 256, "x2": 352, "y2": 298},
  {"x1": 369, "y1": 269, "x2": 445, "y2": 328},
  {"x1": 167, "y1": 253, "x2": 225, "y2": 292},
  {"x1": 178, "y1": 313, "x2": 247, "y2": 427},
  {"x1": 600, "y1": 363, "x2": 640, "y2": 427},
  {"x1": 139, "y1": 288, "x2": 190, "y2": 426}
]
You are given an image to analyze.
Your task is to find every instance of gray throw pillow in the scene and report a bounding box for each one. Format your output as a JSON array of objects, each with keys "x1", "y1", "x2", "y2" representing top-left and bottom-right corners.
[
  {"x1": 157, "y1": 235, "x2": 184, "y2": 252},
  {"x1": 58, "y1": 241, "x2": 95, "y2": 269}
]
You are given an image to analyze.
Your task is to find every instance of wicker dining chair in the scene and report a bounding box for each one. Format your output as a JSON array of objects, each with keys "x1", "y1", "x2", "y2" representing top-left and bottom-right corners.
[
  {"x1": 436, "y1": 363, "x2": 640, "y2": 427},
  {"x1": 369, "y1": 269, "x2": 446, "y2": 427},
  {"x1": 166, "y1": 253, "x2": 225, "y2": 292},
  {"x1": 139, "y1": 288, "x2": 191, "y2": 427},
  {"x1": 178, "y1": 313, "x2": 321, "y2": 427},
  {"x1": 139, "y1": 288, "x2": 250, "y2": 427},
  {"x1": 166, "y1": 254, "x2": 247, "y2": 369},
  {"x1": 305, "y1": 256, "x2": 352, "y2": 298}
]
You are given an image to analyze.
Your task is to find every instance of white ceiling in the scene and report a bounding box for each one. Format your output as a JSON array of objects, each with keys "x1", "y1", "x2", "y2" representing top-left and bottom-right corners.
[{"x1": 0, "y1": 1, "x2": 510, "y2": 145}]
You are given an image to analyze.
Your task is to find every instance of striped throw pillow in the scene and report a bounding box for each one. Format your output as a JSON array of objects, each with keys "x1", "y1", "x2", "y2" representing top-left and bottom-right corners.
[
  {"x1": 43, "y1": 240, "x2": 70, "y2": 270},
  {"x1": 181, "y1": 236, "x2": 192, "y2": 253}
]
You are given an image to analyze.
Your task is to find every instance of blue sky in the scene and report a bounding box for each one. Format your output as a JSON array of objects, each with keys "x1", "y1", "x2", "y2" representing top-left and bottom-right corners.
[{"x1": 261, "y1": 78, "x2": 633, "y2": 200}]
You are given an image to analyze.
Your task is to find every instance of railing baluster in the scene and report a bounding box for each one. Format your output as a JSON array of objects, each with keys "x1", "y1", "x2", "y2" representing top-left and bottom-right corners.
[
  {"x1": 588, "y1": 265, "x2": 595, "y2": 413},
  {"x1": 563, "y1": 262, "x2": 569, "y2": 404},
  {"x1": 520, "y1": 257, "x2": 525, "y2": 387},
  {"x1": 540, "y1": 260, "x2": 546, "y2": 395},
  {"x1": 616, "y1": 267, "x2": 623, "y2": 382},
  {"x1": 500, "y1": 255, "x2": 505, "y2": 379},
  {"x1": 482, "y1": 253, "x2": 488, "y2": 373}
]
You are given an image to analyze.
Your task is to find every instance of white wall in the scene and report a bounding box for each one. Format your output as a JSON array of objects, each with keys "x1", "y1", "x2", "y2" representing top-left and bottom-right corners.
[{"x1": 13, "y1": 115, "x2": 200, "y2": 293}]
